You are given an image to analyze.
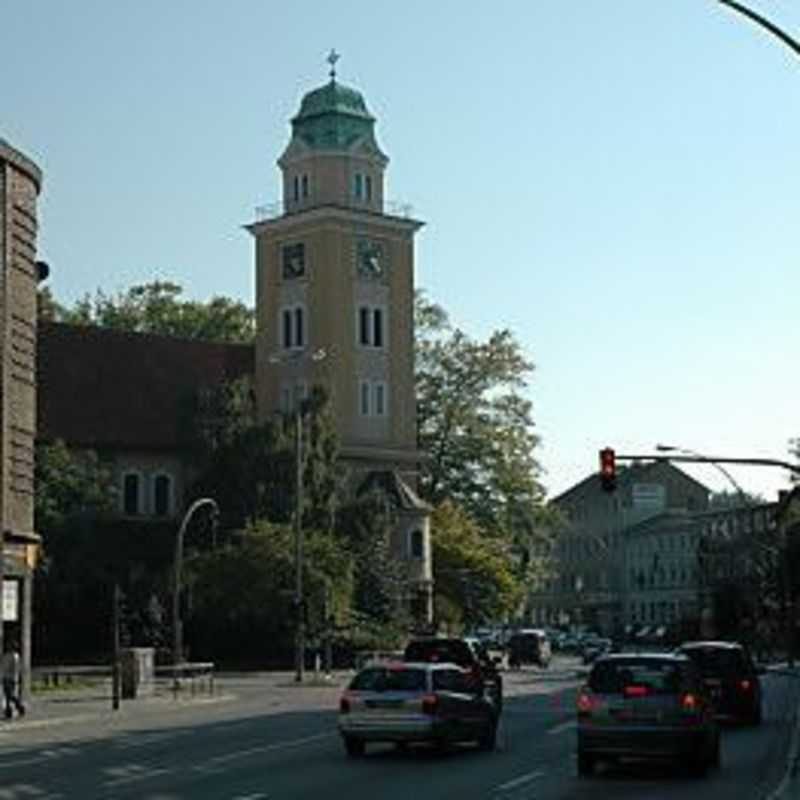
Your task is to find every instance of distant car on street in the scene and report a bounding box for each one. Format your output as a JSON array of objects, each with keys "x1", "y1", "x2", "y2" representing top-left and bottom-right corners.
[
  {"x1": 338, "y1": 661, "x2": 499, "y2": 757},
  {"x1": 581, "y1": 637, "x2": 614, "y2": 665},
  {"x1": 674, "y1": 641, "x2": 763, "y2": 726},
  {"x1": 506, "y1": 629, "x2": 552, "y2": 669},
  {"x1": 576, "y1": 652, "x2": 720, "y2": 777}
]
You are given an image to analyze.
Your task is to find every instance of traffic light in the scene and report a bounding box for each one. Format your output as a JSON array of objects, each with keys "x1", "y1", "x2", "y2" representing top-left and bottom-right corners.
[{"x1": 599, "y1": 447, "x2": 616, "y2": 493}]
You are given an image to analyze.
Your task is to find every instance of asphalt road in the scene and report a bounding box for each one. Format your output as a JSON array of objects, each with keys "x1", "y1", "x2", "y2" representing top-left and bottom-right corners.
[{"x1": 0, "y1": 659, "x2": 796, "y2": 799}]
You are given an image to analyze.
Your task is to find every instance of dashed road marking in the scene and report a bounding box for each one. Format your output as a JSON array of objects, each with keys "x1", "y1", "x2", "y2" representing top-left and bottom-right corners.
[
  {"x1": 493, "y1": 769, "x2": 545, "y2": 793},
  {"x1": 547, "y1": 719, "x2": 576, "y2": 735}
]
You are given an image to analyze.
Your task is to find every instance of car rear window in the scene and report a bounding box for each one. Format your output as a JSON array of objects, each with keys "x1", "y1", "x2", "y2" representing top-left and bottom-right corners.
[
  {"x1": 589, "y1": 659, "x2": 685, "y2": 695},
  {"x1": 404, "y1": 640, "x2": 473, "y2": 666},
  {"x1": 678, "y1": 647, "x2": 749, "y2": 676},
  {"x1": 349, "y1": 667, "x2": 428, "y2": 692}
]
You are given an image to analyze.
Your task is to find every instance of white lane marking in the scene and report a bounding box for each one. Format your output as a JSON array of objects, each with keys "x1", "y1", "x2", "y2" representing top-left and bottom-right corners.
[
  {"x1": 101, "y1": 765, "x2": 171, "y2": 788},
  {"x1": 231, "y1": 795, "x2": 269, "y2": 800},
  {"x1": 493, "y1": 769, "x2": 545, "y2": 792},
  {"x1": 547, "y1": 719, "x2": 576, "y2": 735},
  {"x1": 193, "y1": 731, "x2": 334, "y2": 772}
]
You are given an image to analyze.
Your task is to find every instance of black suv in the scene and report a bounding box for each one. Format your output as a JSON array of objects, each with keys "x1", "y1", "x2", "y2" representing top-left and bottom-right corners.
[
  {"x1": 403, "y1": 637, "x2": 503, "y2": 711},
  {"x1": 674, "y1": 641, "x2": 762, "y2": 726}
]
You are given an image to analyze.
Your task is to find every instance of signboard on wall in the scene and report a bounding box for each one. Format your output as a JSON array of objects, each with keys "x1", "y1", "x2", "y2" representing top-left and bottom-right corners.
[
  {"x1": 632, "y1": 483, "x2": 666, "y2": 512},
  {"x1": 3, "y1": 580, "x2": 19, "y2": 622}
]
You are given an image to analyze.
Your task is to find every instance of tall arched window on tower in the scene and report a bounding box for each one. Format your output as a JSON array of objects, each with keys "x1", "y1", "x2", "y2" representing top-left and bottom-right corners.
[
  {"x1": 301, "y1": 174, "x2": 309, "y2": 199},
  {"x1": 365, "y1": 174, "x2": 372, "y2": 202},
  {"x1": 293, "y1": 176, "x2": 300, "y2": 203},
  {"x1": 280, "y1": 304, "x2": 306, "y2": 350},
  {"x1": 354, "y1": 173, "x2": 363, "y2": 201}
]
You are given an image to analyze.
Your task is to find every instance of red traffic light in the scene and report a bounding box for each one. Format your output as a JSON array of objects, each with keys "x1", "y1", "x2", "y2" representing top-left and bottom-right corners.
[{"x1": 599, "y1": 447, "x2": 616, "y2": 492}]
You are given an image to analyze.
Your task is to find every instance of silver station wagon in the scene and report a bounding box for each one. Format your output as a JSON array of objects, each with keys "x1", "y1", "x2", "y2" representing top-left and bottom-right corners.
[
  {"x1": 576, "y1": 653, "x2": 720, "y2": 778},
  {"x1": 338, "y1": 661, "x2": 499, "y2": 757}
]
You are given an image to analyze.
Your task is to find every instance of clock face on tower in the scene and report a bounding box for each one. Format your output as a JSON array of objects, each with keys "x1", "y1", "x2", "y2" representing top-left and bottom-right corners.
[
  {"x1": 355, "y1": 237, "x2": 386, "y2": 279},
  {"x1": 281, "y1": 242, "x2": 306, "y2": 280}
]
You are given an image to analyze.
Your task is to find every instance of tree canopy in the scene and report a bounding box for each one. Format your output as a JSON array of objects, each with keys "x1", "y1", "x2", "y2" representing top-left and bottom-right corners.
[{"x1": 43, "y1": 280, "x2": 255, "y2": 344}]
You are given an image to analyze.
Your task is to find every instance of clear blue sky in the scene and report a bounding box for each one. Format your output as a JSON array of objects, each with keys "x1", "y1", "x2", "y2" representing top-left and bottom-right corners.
[{"x1": 4, "y1": 0, "x2": 798, "y2": 501}]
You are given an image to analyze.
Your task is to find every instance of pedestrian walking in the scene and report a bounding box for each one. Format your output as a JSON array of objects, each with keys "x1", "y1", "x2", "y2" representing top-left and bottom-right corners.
[{"x1": 1, "y1": 640, "x2": 25, "y2": 719}]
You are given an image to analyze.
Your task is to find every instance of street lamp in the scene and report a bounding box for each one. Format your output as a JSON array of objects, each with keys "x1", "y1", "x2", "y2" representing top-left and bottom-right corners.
[
  {"x1": 655, "y1": 444, "x2": 749, "y2": 504},
  {"x1": 269, "y1": 347, "x2": 329, "y2": 683},
  {"x1": 173, "y1": 497, "x2": 219, "y2": 667}
]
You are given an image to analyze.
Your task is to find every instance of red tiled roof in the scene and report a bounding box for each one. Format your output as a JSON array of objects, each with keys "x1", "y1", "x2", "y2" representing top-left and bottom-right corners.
[{"x1": 37, "y1": 322, "x2": 254, "y2": 450}]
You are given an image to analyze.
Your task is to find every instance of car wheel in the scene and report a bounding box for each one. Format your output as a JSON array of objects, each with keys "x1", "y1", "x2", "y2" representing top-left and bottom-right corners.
[
  {"x1": 344, "y1": 737, "x2": 365, "y2": 758},
  {"x1": 478, "y1": 721, "x2": 497, "y2": 752},
  {"x1": 577, "y1": 750, "x2": 595, "y2": 777}
]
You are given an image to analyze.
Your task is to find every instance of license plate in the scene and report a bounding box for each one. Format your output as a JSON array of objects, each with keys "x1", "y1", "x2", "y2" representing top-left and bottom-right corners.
[{"x1": 366, "y1": 700, "x2": 403, "y2": 709}]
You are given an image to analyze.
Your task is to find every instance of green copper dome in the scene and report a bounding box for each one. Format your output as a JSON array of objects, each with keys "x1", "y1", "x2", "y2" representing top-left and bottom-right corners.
[{"x1": 290, "y1": 79, "x2": 384, "y2": 154}]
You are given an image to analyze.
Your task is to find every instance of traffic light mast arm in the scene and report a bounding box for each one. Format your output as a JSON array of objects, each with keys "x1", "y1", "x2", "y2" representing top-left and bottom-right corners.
[{"x1": 616, "y1": 453, "x2": 800, "y2": 476}]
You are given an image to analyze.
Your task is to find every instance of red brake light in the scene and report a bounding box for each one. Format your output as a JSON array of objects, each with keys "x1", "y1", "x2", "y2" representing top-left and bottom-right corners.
[
  {"x1": 577, "y1": 690, "x2": 595, "y2": 714},
  {"x1": 421, "y1": 693, "x2": 438, "y2": 715},
  {"x1": 739, "y1": 679, "x2": 752, "y2": 691},
  {"x1": 681, "y1": 692, "x2": 699, "y2": 711},
  {"x1": 623, "y1": 685, "x2": 648, "y2": 698}
]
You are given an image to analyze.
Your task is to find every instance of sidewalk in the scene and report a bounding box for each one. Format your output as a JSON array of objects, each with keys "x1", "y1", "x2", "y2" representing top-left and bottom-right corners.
[
  {"x1": 767, "y1": 662, "x2": 800, "y2": 800},
  {"x1": 1, "y1": 669, "x2": 352, "y2": 735}
]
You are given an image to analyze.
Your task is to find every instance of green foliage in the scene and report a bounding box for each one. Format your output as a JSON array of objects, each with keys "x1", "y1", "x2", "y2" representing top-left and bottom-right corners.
[
  {"x1": 185, "y1": 521, "x2": 353, "y2": 665},
  {"x1": 431, "y1": 501, "x2": 522, "y2": 628},
  {"x1": 34, "y1": 440, "x2": 117, "y2": 537},
  {"x1": 190, "y1": 386, "x2": 341, "y2": 532},
  {"x1": 337, "y1": 490, "x2": 411, "y2": 636},
  {"x1": 709, "y1": 489, "x2": 766, "y2": 509},
  {"x1": 54, "y1": 281, "x2": 255, "y2": 343},
  {"x1": 415, "y1": 291, "x2": 543, "y2": 540}
]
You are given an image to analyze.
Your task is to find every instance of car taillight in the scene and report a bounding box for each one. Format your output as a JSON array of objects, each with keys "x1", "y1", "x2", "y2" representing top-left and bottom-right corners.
[
  {"x1": 339, "y1": 694, "x2": 351, "y2": 714},
  {"x1": 576, "y1": 690, "x2": 595, "y2": 714},
  {"x1": 680, "y1": 692, "x2": 702, "y2": 720},
  {"x1": 421, "y1": 693, "x2": 438, "y2": 715},
  {"x1": 623, "y1": 685, "x2": 648, "y2": 698},
  {"x1": 739, "y1": 679, "x2": 752, "y2": 691}
]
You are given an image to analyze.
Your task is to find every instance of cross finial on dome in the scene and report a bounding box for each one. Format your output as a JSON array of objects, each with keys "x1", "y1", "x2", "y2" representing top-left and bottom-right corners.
[{"x1": 327, "y1": 49, "x2": 340, "y2": 81}]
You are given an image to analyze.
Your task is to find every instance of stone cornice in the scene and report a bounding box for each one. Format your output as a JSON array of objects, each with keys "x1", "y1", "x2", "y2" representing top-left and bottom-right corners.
[{"x1": 245, "y1": 204, "x2": 423, "y2": 238}]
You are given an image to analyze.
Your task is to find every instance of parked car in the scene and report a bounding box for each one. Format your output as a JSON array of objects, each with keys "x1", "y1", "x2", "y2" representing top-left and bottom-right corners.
[
  {"x1": 506, "y1": 629, "x2": 552, "y2": 669},
  {"x1": 338, "y1": 661, "x2": 499, "y2": 757},
  {"x1": 674, "y1": 641, "x2": 763, "y2": 726},
  {"x1": 576, "y1": 652, "x2": 720, "y2": 777},
  {"x1": 403, "y1": 637, "x2": 503, "y2": 710}
]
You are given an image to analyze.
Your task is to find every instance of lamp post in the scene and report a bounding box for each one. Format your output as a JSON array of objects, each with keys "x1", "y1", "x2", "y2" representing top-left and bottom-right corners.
[
  {"x1": 269, "y1": 347, "x2": 329, "y2": 683},
  {"x1": 173, "y1": 497, "x2": 219, "y2": 667}
]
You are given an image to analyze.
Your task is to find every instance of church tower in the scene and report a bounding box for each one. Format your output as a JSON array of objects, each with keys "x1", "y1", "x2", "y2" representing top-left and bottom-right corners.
[
  {"x1": 248, "y1": 57, "x2": 432, "y2": 625},
  {"x1": 249, "y1": 56, "x2": 425, "y2": 484}
]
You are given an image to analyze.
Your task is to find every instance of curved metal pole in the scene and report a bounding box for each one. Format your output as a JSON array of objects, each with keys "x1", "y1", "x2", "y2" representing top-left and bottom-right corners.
[
  {"x1": 173, "y1": 498, "x2": 219, "y2": 667},
  {"x1": 717, "y1": 0, "x2": 800, "y2": 59}
]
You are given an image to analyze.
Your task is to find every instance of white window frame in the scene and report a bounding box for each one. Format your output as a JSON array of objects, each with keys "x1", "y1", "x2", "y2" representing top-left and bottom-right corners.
[
  {"x1": 355, "y1": 304, "x2": 387, "y2": 349},
  {"x1": 374, "y1": 381, "x2": 388, "y2": 417},
  {"x1": 409, "y1": 529, "x2": 424, "y2": 559},
  {"x1": 279, "y1": 303, "x2": 307, "y2": 350}
]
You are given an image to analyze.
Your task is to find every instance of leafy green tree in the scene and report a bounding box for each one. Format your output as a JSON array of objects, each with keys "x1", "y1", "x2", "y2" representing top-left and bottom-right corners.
[
  {"x1": 185, "y1": 521, "x2": 353, "y2": 665},
  {"x1": 190, "y1": 386, "x2": 342, "y2": 533},
  {"x1": 415, "y1": 291, "x2": 544, "y2": 541},
  {"x1": 431, "y1": 501, "x2": 522, "y2": 630},
  {"x1": 336, "y1": 490, "x2": 411, "y2": 644},
  {"x1": 55, "y1": 281, "x2": 255, "y2": 343}
]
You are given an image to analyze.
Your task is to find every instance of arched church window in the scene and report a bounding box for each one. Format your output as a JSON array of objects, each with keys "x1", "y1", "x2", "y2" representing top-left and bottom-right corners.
[
  {"x1": 293, "y1": 176, "x2": 299, "y2": 203},
  {"x1": 153, "y1": 474, "x2": 173, "y2": 517},
  {"x1": 123, "y1": 472, "x2": 141, "y2": 516},
  {"x1": 301, "y1": 174, "x2": 309, "y2": 198}
]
